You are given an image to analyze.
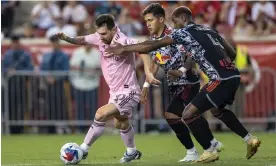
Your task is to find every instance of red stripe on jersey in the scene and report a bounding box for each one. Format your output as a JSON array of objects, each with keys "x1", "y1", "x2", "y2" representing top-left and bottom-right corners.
[{"x1": 206, "y1": 80, "x2": 220, "y2": 92}]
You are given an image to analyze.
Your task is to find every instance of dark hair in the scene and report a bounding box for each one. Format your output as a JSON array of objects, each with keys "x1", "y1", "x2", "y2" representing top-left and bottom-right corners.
[
  {"x1": 49, "y1": 35, "x2": 59, "y2": 42},
  {"x1": 11, "y1": 35, "x2": 20, "y2": 41},
  {"x1": 172, "y1": 6, "x2": 193, "y2": 21},
  {"x1": 95, "y1": 14, "x2": 115, "y2": 30},
  {"x1": 142, "y1": 3, "x2": 165, "y2": 18}
]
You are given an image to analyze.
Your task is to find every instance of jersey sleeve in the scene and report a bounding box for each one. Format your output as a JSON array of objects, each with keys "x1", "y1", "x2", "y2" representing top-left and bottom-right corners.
[
  {"x1": 168, "y1": 29, "x2": 191, "y2": 46},
  {"x1": 84, "y1": 33, "x2": 100, "y2": 46}
]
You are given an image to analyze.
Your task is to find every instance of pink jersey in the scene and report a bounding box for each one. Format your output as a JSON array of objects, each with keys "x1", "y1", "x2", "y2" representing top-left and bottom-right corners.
[{"x1": 84, "y1": 27, "x2": 141, "y2": 94}]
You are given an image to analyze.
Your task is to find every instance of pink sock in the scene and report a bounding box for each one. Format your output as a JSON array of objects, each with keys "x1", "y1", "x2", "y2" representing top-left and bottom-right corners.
[
  {"x1": 83, "y1": 120, "x2": 105, "y2": 146},
  {"x1": 120, "y1": 125, "x2": 136, "y2": 152}
]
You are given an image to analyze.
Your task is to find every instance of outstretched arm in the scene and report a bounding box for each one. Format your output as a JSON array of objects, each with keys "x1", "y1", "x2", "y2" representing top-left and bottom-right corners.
[
  {"x1": 125, "y1": 36, "x2": 174, "y2": 53},
  {"x1": 55, "y1": 32, "x2": 88, "y2": 45},
  {"x1": 106, "y1": 36, "x2": 174, "y2": 55}
]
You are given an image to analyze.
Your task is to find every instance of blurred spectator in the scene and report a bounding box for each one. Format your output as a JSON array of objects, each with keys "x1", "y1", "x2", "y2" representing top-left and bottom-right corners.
[
  {"x1": 40, "y1": 36, "x2": 69, "y2": 134},
  {"x1": 2, "y1": 1, "x2": 275, "y2": 39},
  {"x1": 31, "y1": 2, "x2": 60, "y2": 30},
  {"x1": 194, "y1": 14, "x2": 206, "y2": 25},
  {"x1": 62, "y1": 1, "x2": 88, "y2": 35},
  {"x1": 62, "y1": 1, "x2": 88, "y2": 24},
  {"x1": 19, "y1": 23, "x2": 35, "y2": 38},
  {"x1": 220, "y1": 2, "x2": 250, "y2": 27},
  {"x1": 70, "y1": 45, "x2": 101, "y2": 132},
  {"x1": 2, "y1": 35, "x2": 34, "y2": 134},
  {"x1": 127, "y1": 1, "x2": 142, "y2": 20},
  {"x1": 252, "y1": 13, "x2": 275, "y2": 36},
  {"x1": 252, "y1": 1, "x2": 275, "y2": 21},
  {"x1": 188, "y1": 1, "x2": 221, "y2": 27},
  {"x1": 94, "y1": 1, "x2": 122, "y2": 20},
  {"x1": 2, "y1": 35, "x2": 34, "y2": 74},
  {"x1": 1, "y1": 1, "x2": 20, "y2": 37},
  {"x1": 233, "y1": 16, "x2": 254, "y2": 36},
  {"x1": 117, "y1": 9, "x2": 143, "y2": 37},
  {"x1": 46, "y1": 17, "x2": 77, "y2": 38}
]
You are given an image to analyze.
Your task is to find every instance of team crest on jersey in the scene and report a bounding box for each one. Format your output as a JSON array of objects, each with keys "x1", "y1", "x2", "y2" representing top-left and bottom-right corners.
[{"x1": 154, "y1": 51, "x2": 171, "y2": 64}]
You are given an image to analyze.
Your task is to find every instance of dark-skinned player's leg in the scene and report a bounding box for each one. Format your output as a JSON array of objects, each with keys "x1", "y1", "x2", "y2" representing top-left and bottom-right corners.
[
  {"x1": 208, "y1": 77, "x2": 260, "y2": 159},
  {"x1": 182, "y1": 102, "x2": 220, "y2": 163},
  {"x1": 210, "y1": 107, "x2": 260, "y2": 159},
  {"x1": 168, "y1": 84, "x2": 219, "y2": 163},
  {"x1": 182, "y1": 78, "x2": 260, "y2": 163}
]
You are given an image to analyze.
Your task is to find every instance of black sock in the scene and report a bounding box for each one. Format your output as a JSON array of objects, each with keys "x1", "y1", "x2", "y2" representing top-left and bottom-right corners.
[
  {"x1": 214, "y1": 109, "x2": 249, "y2": 138},
  {"x1": 167, "y1": 119, "x2": 194, "y2": 150},
  {"x1": 200, "y1": 116, "x2": 215, "y2": 142},
  {"x1": 185, "y1": 116, "x2": 212, "y2": 150}
]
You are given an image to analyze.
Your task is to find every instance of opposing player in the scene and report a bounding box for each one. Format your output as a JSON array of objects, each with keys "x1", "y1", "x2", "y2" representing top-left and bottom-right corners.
[
  {"x1": 55, "y1": 14, "x2": 160, "y2": 163},
  {"x1": 140, "y1": 3, "x2": 223, "y2": 162},
  {"x1": 106, "y1": 7, "x2": 261, "y2": 163}
]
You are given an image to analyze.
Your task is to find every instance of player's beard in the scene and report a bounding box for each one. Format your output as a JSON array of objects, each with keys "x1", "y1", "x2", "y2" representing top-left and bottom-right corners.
[{"x1": 102, "y1": 39, "x2": 111, "y2": 45}]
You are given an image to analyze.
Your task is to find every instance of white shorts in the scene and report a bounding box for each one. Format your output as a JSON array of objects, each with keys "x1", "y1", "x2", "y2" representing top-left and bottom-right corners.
[{"x1": 108, "y1": 90, "x2": 140, "y2": 118}]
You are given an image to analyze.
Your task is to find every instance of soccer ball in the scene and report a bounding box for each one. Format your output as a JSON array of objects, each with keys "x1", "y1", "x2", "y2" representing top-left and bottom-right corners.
[{"x1": 60, "y1": 143, "x2": 83, "y2": 165}]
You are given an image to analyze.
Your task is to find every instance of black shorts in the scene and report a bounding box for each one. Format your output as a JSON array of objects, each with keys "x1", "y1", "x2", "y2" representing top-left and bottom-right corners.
[
  {"x1": 191, "y1": 77, "x2": 240, "y2": 112},
  {"x1": 166, "y1": 83, "x2": 200, "y2": 117}
]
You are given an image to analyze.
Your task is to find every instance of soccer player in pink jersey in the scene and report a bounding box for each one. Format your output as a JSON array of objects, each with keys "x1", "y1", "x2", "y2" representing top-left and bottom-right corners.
[{"x1": 55, "y1": 14, "x2": 160, "y2": 163}]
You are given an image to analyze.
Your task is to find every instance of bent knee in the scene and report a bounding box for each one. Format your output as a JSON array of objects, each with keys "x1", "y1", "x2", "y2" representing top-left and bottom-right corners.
[
  {"x1": 164, "y1": 112, "x2": 180, "y2": 119},
  {"x1": 114, "y1": 120, "x2": 122, "y2": 129},
  {"x1": 181, "y1": 104, "x2": 200, "y2": 121},
  {"x1": 95, "y1": 111, "x2": 108, "y2": 122},
  {"x1": 210, "y1": 108, "x2": 223, "y2": 116},
  {"x1": 114, "y1": 117, "x2": 130, "y2": 130}
]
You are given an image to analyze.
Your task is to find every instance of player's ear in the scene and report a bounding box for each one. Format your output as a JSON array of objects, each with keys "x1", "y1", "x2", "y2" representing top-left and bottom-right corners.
[
  {"x1": 111, "y1": 26, "x2": 117, "y2": 34},
  {"x1": 181, "y1": 15, "x2": 187, "y2": 22},
  {"x1": 159, "y1": 16, "x2": 165, "y2": 23}
]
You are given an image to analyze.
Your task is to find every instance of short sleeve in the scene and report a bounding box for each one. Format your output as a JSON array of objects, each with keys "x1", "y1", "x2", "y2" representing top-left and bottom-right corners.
[
  {"x1": 84, "y1": 33, "x2": 99, "y2": 46},
  {"x1": 31, "y1": 4, "x2": 41, "y2": 16},
  {"x1": 62, "y1": 6, "x2": 71, "y2": 21},
  {"x1": 51, "y1": 4, "x2": 61, "y2": 17},
  {"x1": 168, "y1": 29, "x2": 191, "y2": 45}
]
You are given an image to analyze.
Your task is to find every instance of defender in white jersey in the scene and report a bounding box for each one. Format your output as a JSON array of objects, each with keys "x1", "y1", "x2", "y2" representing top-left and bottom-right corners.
[{"x1": 55, "y1": 14, "x2": 160, "y2": 163}]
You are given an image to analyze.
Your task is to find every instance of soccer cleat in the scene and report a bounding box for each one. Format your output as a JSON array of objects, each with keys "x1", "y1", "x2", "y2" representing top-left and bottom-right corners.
[
  {"x1": 82, "y1": 151, "x2": 88, "y2": 160},
  {"x1": 119, "y1": 150, "x2": 142, "y2": 163},
  {"x1": 213, "y1": 141, "x2": 224, "y2": 152},
  {"x1": 79, "y1": 144, "x2": 89, "y2": 160},
  {"x1": 195, "y1": 150, "x2": 219, "y2": 163},
  {"x1": 178, "y1": 151, "x2": 199, "y2": 162},
  {"x1": 246, "y1": 136, "x2": 261, "y2": 159}
]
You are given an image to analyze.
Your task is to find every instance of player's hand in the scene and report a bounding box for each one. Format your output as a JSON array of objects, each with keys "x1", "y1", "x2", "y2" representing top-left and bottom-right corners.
[
  {"x1": 54, "y1": 32, "x2": 66, "y2": 40},
  {"x1": 105, "y1": 42, "x2": 125, "y2": 57},
  {"x1": 140, "y1": 87, "x2": 149, "y2": 104},
  {"x1": 146, "y1": 72, "x2": 161, "y2": 87},
  {"x1": 167, "y1": 70, "x2": 184, "y2": 81}
]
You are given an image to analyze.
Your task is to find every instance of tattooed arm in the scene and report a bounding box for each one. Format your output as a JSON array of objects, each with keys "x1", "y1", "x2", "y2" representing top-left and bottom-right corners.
[{"x1": 55, "y1": 32, "x2": 88, "y2": 45}]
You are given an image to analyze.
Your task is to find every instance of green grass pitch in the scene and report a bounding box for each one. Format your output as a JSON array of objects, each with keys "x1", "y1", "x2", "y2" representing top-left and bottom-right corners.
[{"x1": 2, "y1": 133, "x2": 276, "y2": 166}]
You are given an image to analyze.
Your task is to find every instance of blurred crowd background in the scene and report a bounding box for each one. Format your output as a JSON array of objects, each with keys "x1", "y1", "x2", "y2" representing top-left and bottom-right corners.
[
  {"x1": 2, "y1": 1, "x2": 276, "y2": 38},
  {"x1": 2, "y1": 1, "x2": 276, "y2": 135}
]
